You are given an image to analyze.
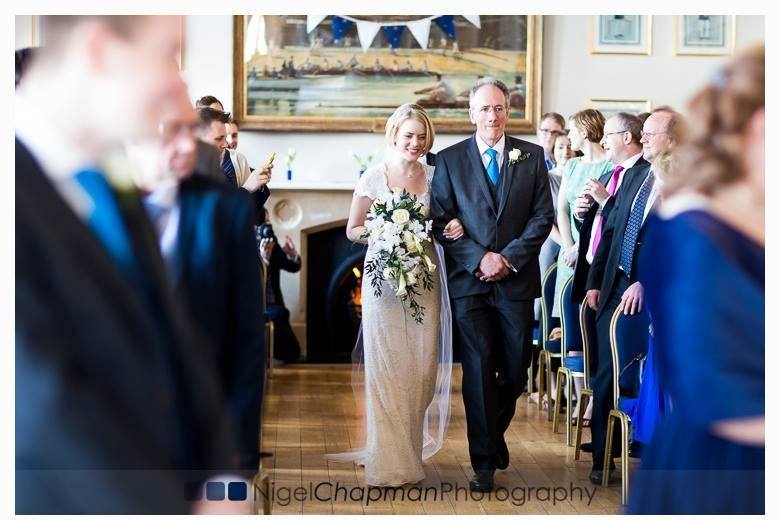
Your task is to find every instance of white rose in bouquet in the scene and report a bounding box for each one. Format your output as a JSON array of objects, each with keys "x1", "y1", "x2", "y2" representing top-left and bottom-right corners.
[{"x1": 392, "y1": 209, "x2": 410, "y2": 225}]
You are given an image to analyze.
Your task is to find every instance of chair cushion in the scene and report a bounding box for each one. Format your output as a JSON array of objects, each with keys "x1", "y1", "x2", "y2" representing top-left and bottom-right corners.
[
  {"x1": 543, "y1": 338, "x2": 561, "y2": 353},
  {"x1": 563, "y1": 355, "x2": 584, "y2": 373}
]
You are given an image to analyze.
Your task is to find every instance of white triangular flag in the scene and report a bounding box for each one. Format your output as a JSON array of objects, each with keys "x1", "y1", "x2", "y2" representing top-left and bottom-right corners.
[
  {"x1": 306, "y1": 15, "x2": 328, "y2": 34},
  {"x1": 463, "y1": 15, "x2": 481, "y2": 29},
  {"x1": 407, "y1": 18, "x2": 432, "y2": 50},
  {"x1": 244, "y1": 15, "x2": 262, "y2": 61},
  {"x1": 356, "y1": 20, "x2": 381, "y2": 52}
]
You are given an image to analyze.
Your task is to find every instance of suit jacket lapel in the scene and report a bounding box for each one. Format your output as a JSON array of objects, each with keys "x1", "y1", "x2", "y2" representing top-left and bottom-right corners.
[
  {"x1": 497, "y1": 135, "x2": 518, "y2": 219},
  {"x1": 17, "y1": 142, "x2": 156, "y2": 323},
  {"x1": 467, "y1": 134, "x2": 497, "y2": 214}
]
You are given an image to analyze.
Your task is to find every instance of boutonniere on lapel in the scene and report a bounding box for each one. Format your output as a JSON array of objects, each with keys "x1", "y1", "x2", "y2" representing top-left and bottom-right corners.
[
  {"x1": 102, "y1": 149, "x2": 141, "y2": 209},
  {"x1": 508, "y1": 148, "x2": 531, "y2": 166}
]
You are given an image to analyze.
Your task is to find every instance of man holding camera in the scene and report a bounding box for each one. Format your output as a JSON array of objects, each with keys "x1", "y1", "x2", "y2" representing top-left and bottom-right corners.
[{"x1": 258, "y1": 211, "x2": 301, "y2": 364}]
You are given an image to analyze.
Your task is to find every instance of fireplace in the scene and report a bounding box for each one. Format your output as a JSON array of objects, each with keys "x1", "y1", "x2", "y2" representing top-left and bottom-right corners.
[{"x1": 305, "y1": 224, "x2": 367, "y2": 362}]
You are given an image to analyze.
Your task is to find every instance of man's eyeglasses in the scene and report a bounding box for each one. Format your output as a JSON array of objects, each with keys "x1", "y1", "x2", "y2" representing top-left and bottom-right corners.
[
  {"x1": 603, "y1": 130, "x2": 629, "y2": 137},
  {"x1": 641, "y1": 131, "x2": 668, "y2": 139}
]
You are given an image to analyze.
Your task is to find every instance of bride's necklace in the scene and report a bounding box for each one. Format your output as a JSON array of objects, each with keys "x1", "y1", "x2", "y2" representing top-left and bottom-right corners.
[{"x1": 387, "y1": 162, "x2": 422, "y2": 180}]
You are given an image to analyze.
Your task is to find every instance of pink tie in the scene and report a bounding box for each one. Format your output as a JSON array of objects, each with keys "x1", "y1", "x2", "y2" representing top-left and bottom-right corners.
[{"x1": 590, "y1": 165, "x2": 624, "y2": 258}]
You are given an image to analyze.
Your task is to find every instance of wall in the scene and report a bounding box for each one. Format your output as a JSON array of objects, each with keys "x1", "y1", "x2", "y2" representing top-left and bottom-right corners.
[{"x1": 179, "y1": 15, "x2": 764, "y2": 189}]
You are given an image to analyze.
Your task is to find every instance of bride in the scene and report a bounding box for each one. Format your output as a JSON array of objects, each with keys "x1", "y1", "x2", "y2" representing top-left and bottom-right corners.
[{"x1": 328, "y1": 104, "x2": 463, "y2": 487}]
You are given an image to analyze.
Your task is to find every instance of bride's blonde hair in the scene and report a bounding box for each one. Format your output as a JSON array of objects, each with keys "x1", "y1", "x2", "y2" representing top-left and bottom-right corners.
[{"x1": 385, "y1": 103, "x2": 435, "y2": 156}]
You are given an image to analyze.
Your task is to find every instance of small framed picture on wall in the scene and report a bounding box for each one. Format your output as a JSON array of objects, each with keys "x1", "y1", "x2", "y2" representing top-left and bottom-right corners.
[
  {"x1": 589, "y1": 16, "x2": 652, "y2": 55},
  {"x1": 589, "y1": 99, "x2": 651, "y2": 119},
  {"x1": 675, "y1": 15, "x2": 736, "y2": 56}
]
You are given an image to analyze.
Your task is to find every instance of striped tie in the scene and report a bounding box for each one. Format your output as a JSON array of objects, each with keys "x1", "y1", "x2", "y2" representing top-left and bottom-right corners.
[
  {"x1": 222, "y1": 150, "x2": 237, "y2": 186},
  {"x1": 618, "y1": 171, "x2": 655, "y2": 277}
]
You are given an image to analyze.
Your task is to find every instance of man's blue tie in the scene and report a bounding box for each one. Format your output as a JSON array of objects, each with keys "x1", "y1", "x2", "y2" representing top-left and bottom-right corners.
[
  {"x1": 74, "y1": 169, "x2": 141, "y2": 281},
  {"x1": 222, "y1": 150, "x2": 237, "y2": 186},
  {"x1": 545, "y1": 157, "x2": 555, "y2": 171},
  {"x1": 486, "y1": 148, "x2": 500, "y2": 186},
  {"x1": 619, "y1": 171, "x2": 655, "y2": 277}
]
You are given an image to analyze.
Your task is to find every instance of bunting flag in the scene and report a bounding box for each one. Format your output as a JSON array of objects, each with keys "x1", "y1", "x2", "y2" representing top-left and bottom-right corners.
[
  {"x1": 303, "y1": 16, "x2": 474, "y2": 52},
  {"x1": 407, "y1": 18, "x2": 432, "y2": 50},
  {"x1": 244, "y1": 15, "x2": 268, "y2": 60},
  {"x1": 356, "y1": 21, "x2": 381, "y2": 52},
  {"x1": 434, "y1": 16, "x2": 456, "y2": 40},
  {"x1": 382, "y1": 25, "x2": 405, "y2": 49},
  {"x1": 306, "y1": 15, "x2": 328, "y2": 34},
  {"x1": 331, "y1": 16, "x2": 353, "y2": 41},
  {"x1": 462, "y1": 15, "x2": 481, "y2": 29}
]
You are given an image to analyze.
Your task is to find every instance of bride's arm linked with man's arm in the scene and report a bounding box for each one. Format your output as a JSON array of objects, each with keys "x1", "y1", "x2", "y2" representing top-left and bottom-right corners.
[{"x1": 430, "y1": 152, "x2": 489, "y2": 274}]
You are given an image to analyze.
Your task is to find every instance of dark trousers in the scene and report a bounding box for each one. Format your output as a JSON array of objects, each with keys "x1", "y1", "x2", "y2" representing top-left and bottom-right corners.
[
  {"x1": 591, "y1": 271, "x2": 631, "y2": 471},
  {"x1": 452, "y1": 291, "x2": 534, "y2": 471},
  {"x1": 266, "y1": 304, "x2": 300, "y2": 362}
]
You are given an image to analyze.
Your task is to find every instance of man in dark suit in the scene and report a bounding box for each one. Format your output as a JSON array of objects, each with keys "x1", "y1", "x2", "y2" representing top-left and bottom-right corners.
[
  {"x1": 584, "y1": 108, "x2": 686, "y2": 483},
  {"x1": 15, "y1": 16, "x2": 241, "y2": 513},
  {"x1": 572, "y1": 113, "x2": 646, "y2": 304},
  {"x1": 431, "y1": 78, "x2": 554, "y2": 491},
  {"x1": 195, "y1": 106, "x2": 272, "y2": 224},
  {"x1": 258, "y1": 211, "x2": 302, "y2": 363},
  {"x1": 136, "y1": 94, "x2": 266, "y2": 472}
]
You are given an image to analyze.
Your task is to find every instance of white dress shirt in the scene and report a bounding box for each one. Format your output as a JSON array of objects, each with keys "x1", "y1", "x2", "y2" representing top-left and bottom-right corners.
[
  {"x1": 475, "y1": 133, "x2": 506, "y2": 174},
  {"x1": 143, "y1": 184, "x2": 180, "y2": 261},
  {"x1": 15, "y1": 93, "x2": 98, "y2": 221}
]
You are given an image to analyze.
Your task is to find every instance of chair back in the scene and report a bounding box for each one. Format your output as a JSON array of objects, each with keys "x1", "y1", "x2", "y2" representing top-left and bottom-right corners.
[
  {"x1": 540, "y1": 263, "x2": 558, "y2": 351},
  {"x1": 608, "y1": 307, "x2": 650, "y2": 403},
  {"x1": 579, "y1": 296, "x2": 598, "y2": 386},
  {"x1": 559, "y1": 275, "x2": 582, "y2": 360}
]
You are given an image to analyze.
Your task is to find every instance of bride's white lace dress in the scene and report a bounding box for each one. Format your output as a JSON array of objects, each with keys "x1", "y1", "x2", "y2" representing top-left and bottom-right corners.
[{"x1": 334, "y1": 163, "x2": 447, "y2": 487}]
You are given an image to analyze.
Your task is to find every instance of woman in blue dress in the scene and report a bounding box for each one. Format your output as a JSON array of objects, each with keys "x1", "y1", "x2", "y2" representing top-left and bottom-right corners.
[{"x1": 628, "y1": 45, "x2": 764, "y2": 515}]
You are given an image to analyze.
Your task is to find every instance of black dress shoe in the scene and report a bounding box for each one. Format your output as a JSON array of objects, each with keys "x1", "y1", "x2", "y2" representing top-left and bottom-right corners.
[
  {"x1": 469, "y1": 470, "x2": 495, "y2": 492},
  {"x1": 580, "y1": 442, "x2": 593, "y2": 453},
  {"x1": 588, "y1": 469, "x2": 614, "y2": 485},
  {"x1": 628, "y1": 441, "x2": 644, "y2": 458},
  {"x1": 496, "y1": 438, "x2": 509, "y2": 470}
]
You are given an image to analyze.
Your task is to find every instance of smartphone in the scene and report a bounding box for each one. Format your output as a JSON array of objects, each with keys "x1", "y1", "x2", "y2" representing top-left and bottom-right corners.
[{"x1": 266, "y1": 152, "x2": 277, "y2": 166}]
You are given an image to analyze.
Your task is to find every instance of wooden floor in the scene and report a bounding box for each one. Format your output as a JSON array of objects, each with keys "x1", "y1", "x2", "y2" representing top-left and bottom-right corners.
[{"x1": 259, "y1": 364, "x2": 623, "y2": 514}]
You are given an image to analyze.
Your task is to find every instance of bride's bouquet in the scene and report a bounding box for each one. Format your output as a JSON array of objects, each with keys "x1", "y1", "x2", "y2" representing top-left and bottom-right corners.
[{"x1": 362, "y1": 187, "x2": 437, "y2": 324}]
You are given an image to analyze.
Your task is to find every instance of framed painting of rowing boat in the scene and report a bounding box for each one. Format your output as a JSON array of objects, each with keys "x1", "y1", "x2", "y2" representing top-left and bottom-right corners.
[{"x1": 233, "y1": 15, "x2": 542, "y2": 133}]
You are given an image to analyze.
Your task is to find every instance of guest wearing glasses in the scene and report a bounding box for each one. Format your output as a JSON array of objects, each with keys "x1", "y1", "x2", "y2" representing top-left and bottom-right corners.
[{"x1": 537, "y1": 112, "x2": 566, "y2": 170}]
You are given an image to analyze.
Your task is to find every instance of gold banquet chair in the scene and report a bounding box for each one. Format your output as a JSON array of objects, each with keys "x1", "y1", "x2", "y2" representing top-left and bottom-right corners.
[
  {"x1": 574, "y1": 296, "x2": 596, "y2": 460},
  {"x1": 252, "y1": 321, "x2": 274, "y2": 514},
  {"x1": 552, "y1": 276, "x2": 588, "y2": 447},
  {"x1": 536, "y1": 263, "x2": 560, "y2": 420},
  {"x1": 601, "y1": 305, "x2": 648, "y2": 504}
]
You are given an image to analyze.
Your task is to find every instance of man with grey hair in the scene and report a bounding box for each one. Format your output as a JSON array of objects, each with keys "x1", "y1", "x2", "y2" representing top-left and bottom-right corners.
[
  {"x1": 584, "y1": 107, "x2": 686, "y2": 484},
  {"x1": 431, "y1": 77, "x2": 554, "y2": 492},
  {"x1": 571, "y1": 112, "x2": 646, "y2": 302}
]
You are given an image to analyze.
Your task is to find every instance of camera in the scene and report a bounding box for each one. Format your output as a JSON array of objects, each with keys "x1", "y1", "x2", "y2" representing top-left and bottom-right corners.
[{"x1": 258, "y1": 223, "x2": 276, "y2": 241}]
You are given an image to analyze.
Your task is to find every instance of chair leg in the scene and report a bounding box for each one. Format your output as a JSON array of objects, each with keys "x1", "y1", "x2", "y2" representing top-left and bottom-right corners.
[
  {"x1": 537, "y1": 351, "x2": 547, "y2": 412},
  {"x1": 602, "y1": 412, "x2": 616, "y2": 487},
  {"x1": 565, "y1": 371, "x2": 574, "y2": 446},
  {"x1": 267, "y1": 321, "x2": 275, "y2": 380},
  {"x1": 574, "y1": 390, "x2": 592, "y2": 460},
  {"x1": 552, "y1": 369, "x2": 565, "y2": 433},
  {"x1": 252, "y1": 470, "x2": 272, "y2": 514},
  {"x1": 620, "y1": 415, "x2": 631, "y2": 505},
  {"x1": 546, "y1": 358, "x2": 555, "y2": 422}
]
